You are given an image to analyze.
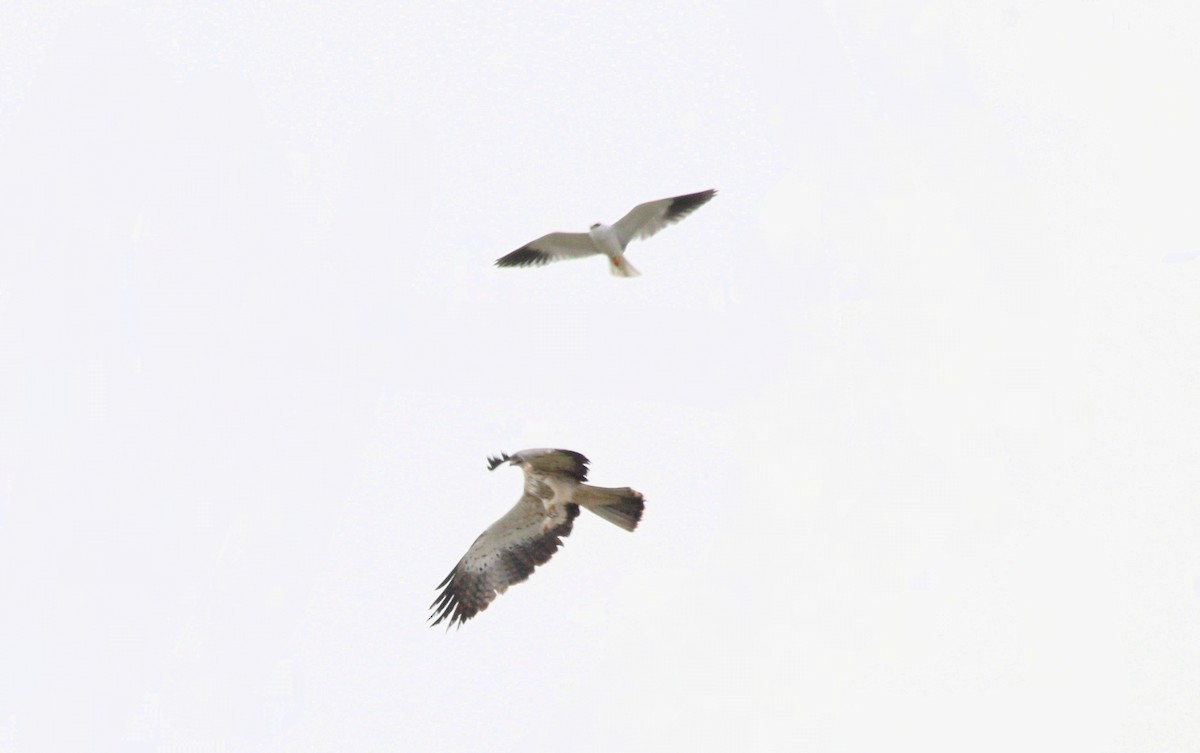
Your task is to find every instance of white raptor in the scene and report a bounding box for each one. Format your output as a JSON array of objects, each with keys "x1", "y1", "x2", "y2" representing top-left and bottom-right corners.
[{"x1": 495, "y1": 189, "x2": 717, "y2": 277}]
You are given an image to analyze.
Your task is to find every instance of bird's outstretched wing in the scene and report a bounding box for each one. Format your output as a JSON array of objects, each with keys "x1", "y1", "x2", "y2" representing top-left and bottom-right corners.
[
  {"x1": 495, "y1": 232, "x2": 597, "y2": 268},
  {"x1": 510, "y1": 448, "x2": 590, "y2": 482},
  {"x1": 612, "y1": 189, "x2": 717, "y2": 248},
  {"x1": 429, "y1": 493, "x2": 579, "y2": 628}
]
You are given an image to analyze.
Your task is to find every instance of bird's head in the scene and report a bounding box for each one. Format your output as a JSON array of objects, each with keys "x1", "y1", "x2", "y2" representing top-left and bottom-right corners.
[{"x1": 486, "y1": 453, "x2": 512, "y2": 471}]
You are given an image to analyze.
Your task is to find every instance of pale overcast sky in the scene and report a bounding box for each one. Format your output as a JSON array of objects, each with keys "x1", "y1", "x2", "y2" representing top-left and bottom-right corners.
[{"x1": 1, "y1": 2, "x2": 1198, "y2": 751}]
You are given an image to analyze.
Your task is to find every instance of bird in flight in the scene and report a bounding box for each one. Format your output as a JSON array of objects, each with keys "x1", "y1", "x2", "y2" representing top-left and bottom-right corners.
[
  {"x1": 495, "y1": 189, "x2": 717, "y2": 277},
  {"x1": 430, "y1": 449, "x2": 645, "y2": 628}
]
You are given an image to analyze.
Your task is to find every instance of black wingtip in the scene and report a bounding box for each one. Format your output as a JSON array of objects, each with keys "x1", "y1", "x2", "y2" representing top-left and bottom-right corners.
[
  {"x1": 495, "y1": 246, "x2": 548, "y2": 268},
  {"x1": 665, "y1": 189, "x2": 717, "y2": 222},
  {"x1": 486, "y1": 453, "x2": 511, "y2": 471}
]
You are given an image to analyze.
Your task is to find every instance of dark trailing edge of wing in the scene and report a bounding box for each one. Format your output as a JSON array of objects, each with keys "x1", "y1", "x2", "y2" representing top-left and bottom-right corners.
[
  {"x1": 665, "y1": 189, "x2": 717, "y2": 223},
  {"x1": 552, "y1": 450, "x2": 590, "y2": 483},
  {"x1": 495, "y1": 245, "x2": 550, "y2": 268},
  {"x1": 428, "y1": 504, "x2": 581, "y2": 629},
  {"x1": 487, "y1": 453, "x2": 511, "y2": 471}
]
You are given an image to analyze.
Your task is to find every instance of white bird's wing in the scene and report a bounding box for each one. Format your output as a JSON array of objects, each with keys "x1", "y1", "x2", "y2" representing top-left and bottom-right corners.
[
  {"x1": 612, "y1": 189, "x2": 717, "y2": 248},
  {"x1": 495, "y1": 232, "x2": 597, "y2": 268},
  {"x1": 429, "y1": 492, "x2": 578, "y2": 628}
]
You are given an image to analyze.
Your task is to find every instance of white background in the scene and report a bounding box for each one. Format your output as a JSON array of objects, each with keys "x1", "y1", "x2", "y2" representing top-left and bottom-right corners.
[{"x1": 1, "y1": 2, "x2": 1198, "y2": 751}]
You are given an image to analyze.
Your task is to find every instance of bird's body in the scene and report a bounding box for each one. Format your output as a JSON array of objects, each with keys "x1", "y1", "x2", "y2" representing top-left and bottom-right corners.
[
  {"x1": 496, "y1": 189, "x2": 717, "y2": 277},
  {"x1": 586, "y1": 222, "x2": 639, "y2": 277},
  {"x1": 429, "y1": 449, "x2": 645, "y2": 628}
]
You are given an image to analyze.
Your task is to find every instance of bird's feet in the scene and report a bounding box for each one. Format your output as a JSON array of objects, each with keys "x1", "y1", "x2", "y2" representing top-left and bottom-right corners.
[{"x1": 541, "y1": 504, "x2": 559, "y2": 533}]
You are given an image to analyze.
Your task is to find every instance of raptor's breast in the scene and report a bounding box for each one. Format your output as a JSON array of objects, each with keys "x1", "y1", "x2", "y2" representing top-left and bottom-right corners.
[{"x1": 586, "y1": 224, "x2": 624, "y2": 255}]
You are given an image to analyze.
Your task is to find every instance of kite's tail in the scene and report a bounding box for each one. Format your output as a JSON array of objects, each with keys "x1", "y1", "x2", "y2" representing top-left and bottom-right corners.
[
  {"x1": 608, "y1": 255, "x2": 641, "y2": 278},
  {"x1": 576, "y1": 485, "x2": 645, "y2": 532}
]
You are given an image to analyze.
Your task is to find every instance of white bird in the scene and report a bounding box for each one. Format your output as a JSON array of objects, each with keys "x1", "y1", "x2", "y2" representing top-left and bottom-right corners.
[
  {"x1": 430, "y1": 449, "x2": 645, "y2": 628},
  {"x1": 495, "y1": 189, "x2": 717, "y2": 277}
]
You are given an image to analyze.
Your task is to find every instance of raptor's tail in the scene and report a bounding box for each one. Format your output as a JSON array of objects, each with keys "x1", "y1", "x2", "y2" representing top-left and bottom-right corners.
[
  {"x1": 575, "y1": 485, "x2": 645, "y2": 532},
  {"x1": 609, "y1": 255, "x2": 641, "y2": 278}
]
